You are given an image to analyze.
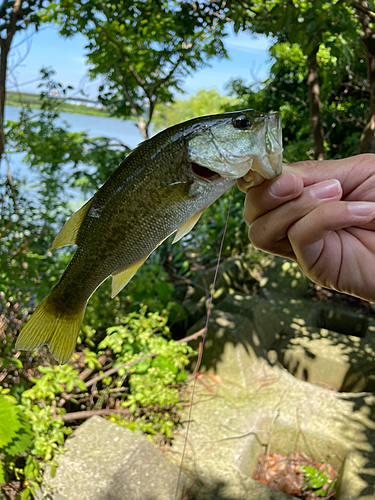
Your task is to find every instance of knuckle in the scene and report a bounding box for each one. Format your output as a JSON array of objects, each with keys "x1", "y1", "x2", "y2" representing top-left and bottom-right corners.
[{"x1": 248, "y1": 221, "x2": 273, "y2": 253}]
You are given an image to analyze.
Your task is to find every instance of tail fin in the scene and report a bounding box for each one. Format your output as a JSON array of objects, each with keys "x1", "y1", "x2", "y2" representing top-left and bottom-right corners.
[{"x1": 15, "y1": 297, "x2": 86, "y2": 364}]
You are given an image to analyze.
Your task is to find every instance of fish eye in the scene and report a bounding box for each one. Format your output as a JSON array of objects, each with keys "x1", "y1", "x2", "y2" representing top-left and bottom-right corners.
[{"x1": 233, "y1": 115, "x2": 252, "y2": 130}]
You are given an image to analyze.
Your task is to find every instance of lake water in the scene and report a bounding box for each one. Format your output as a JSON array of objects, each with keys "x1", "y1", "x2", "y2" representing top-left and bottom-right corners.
[{"x1": 2, "y1": 106, "x2": 147, "y2": 178}]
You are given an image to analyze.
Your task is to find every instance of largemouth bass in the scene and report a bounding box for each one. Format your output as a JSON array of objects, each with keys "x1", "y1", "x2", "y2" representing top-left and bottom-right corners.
[{"x1": 16, "y1": 110, "x2": 283, "y2": 364}]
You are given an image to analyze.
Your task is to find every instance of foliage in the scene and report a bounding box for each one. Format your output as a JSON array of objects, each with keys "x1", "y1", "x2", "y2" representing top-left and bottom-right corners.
[
  {"x1": 0, "y1": 387, "x2": 51, "y2": 499},
  {"x1": 1, "y1": 70, "x2": 130, "y2": 312},
  {"x1": 225, "y1": 38, "x2": 368, "y2": 161},
  {"x1": 0, "y1": 304, "x2": 195, "y2": 497},
  {"x1": 5, "y1": 3, "x2": 375, "y2": 498},
  {"x1": 46, "y1": 0, "x2": 228, "y2": 137},
  {"x1": 6, "y1": 69, "x2": 130, "y2": 199},
  {"x1": 153, "y1": 88, "x2": 238, "y2": 131},
  {"x1": 0, "y1": 366, "x2": 86, "y2": 497},
  {"x1": 0, "y1": 0, "x2": 51, "y2": 161},
  {"x1": 202, "y1": 0, "x2": 375, "y2": 157},
  {"x1": 0, "y1": 394, "x2": 33, "y2": 484},
  {"x1": 300, "y1": 464, "x2": 337, "y2": 496},
  {"x1": 0, "y1": 0, "x2": 46, "y2": 34},
  {"x1": 98, "y1": 306, "x2": 195, "y2": 437}
]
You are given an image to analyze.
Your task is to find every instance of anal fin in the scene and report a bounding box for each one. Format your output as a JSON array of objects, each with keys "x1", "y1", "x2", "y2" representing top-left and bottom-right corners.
[
  {"x1": 172, "y1": 210, "x2": 204, "y2": 244},
  {"x1": 111, "y1": 258, "x2": 146, "y2": 298},
  {"x1": 51, "y1": 198, "x2": 94, "y2": 250}
]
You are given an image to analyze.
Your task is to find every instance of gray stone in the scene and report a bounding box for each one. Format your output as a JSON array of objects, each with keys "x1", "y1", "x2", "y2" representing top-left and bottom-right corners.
[
  {"x1": 273, "y1": 323, "x2": 375, "y2": 392},
  {"x1": 43, "y1": 416, "x2": 191, "y2": 500},
  {"x1": 174, "y1": 286, "x2": 375, "y2": 499},
  {"x1": 215, "y1": 294, "x2": 284, "y2": 350},
  {"x1": 187, "y1": 310, "x2": 267, "y2": 385},
  {"x1": 189, "y1": 255, "x2": 259, "y2": 305},
  {"x1": 260, "y1": 257, "x2": 312, "y2": 298},
  {"x1": 166, "y1": 362, "x2": 375, "y2": 500},
  {"x1": 318, "y1": 305, "x2": 369, "y2": 337}
]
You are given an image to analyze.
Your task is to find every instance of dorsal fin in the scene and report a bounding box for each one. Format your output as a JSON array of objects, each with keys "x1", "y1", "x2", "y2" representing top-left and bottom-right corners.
[
  {"x1": 51, "y1": 198, "x2": 94, "y2": 250},
  {"x1": 111, "y1": 258, "x2": 146, "y2": 298},
  {"x1": 172, "y1": 210, "x2": 204, "y2": 244}
]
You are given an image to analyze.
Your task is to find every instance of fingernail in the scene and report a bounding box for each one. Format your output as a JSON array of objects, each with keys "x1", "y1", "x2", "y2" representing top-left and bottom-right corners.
[
  {"x1": 269, "y1": 173, "x2": 298, "y2": 198},
  {"x1": 348, "y1": 202, "x2": 375, "y2": 217},
  {"x1": 310, "y1": 179, "x2": 341, "y2": 200}
]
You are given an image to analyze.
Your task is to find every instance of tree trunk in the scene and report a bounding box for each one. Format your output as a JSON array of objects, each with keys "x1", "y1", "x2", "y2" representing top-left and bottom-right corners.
[
  {"x1": 307, "y1": 51, "x2": 325, "y2": 160},
  {"x1": 355, "y1": 1, "x2": 375, "y2": 153},
  {"x1": 0, "y1": 0, "x2": 23, "y2": 162}
]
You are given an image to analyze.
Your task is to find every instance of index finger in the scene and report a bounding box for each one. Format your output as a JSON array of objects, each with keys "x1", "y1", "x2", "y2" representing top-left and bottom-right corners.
[{"x1": 242, "y1": 172, "x2": 304, "y2": 226}]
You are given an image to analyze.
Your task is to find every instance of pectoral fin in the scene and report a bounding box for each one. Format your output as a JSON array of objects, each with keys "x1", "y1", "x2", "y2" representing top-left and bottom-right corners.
[
  {"x1": 111, "y1": 259, "x2": 147, "y2": 298},
  {"x1": 172, "y1": 210, "x2": 204, "y2": 244},
  {"x1": 51, "y1": 198, "x2": 94, "y2": 250},
  {"x1": 111, "y1": 212, "x2": 204, "y2": 298},
  {"x1": 111, "y1": 230, "x2": 177, "y2": 298}
]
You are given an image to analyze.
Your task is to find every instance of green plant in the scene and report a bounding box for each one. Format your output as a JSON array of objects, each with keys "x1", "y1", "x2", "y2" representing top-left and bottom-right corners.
[
  {"x1": 300, "y1": 464, "x2": 337, "y2": 496},
  {"x1": 0, "y1": 394, "x2": 33, "y2": 482},
  {"x1": 98, "y1": 306, "x2": 195, "y2": 438}
]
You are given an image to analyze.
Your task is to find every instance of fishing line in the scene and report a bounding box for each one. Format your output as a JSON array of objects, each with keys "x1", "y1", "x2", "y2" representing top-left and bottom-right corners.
[{"x1": 174, "y1": 184, "x2": 235, "y2": 500}]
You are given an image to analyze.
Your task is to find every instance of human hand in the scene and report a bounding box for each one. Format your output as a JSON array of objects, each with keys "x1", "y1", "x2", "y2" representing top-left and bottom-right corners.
[{"x1": 237, "y1": 154, "x2": 375, "y2": 302}]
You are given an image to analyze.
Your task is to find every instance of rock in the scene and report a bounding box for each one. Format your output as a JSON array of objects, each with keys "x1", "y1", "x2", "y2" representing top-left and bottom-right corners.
[
  {"x1": 177, "y1": 285, "x2": 375, "y2": 499},
  {"x1": 166, "y1": 362, "x2": 375, "y2": 500},
  {"x1": 41, "y1": 253, "x2": 375, "y2": 500},
  {"x1": 215, "y1": 294, "x2": 284, "y2": 350},
  {"x1": 274, "y1": 323, "x2": 375, "y2": 392},
  {"x1": 260, "y1": 257, "x2": 312, "y2": 298},
  {"x1": 318, "y1": 305, "x2": 369, "y2": 337},
  {"x1": 42, "y1": 416, "x2": 191, "y2": 500},
  {"x1": 214, "y1": 293, "x2": 263, "y2": 321},
  {"x1": 187, "y1": 310, "x2": 267, "y2": 385},
  {"x1": 189, "y1": 255, "x2": 259, "y2": 305}
]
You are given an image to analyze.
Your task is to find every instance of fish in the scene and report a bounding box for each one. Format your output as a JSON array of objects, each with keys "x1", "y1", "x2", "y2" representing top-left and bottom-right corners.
[{"x1": 15, "y1": 109, "x2": 283, "y2": 364}]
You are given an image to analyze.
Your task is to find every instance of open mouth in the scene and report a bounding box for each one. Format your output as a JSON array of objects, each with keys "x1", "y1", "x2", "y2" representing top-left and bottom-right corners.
[{"x1": 191, "y1": 162, "x2": 221, "y2": 180}]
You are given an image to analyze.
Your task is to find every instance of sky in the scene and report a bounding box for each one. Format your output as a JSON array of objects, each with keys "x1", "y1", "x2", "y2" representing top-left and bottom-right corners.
[{"x1": 7, "y1": 25, "x2": 273, "y2": 100}]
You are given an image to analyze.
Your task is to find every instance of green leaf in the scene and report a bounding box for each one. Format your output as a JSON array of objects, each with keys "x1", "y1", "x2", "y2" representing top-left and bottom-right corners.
[
  {"x1": 0, "y1": 396, "x2": 20, "y2": 448},
  {"x1": 5, "y1": 411, "x2": 33, "y2": 456}
]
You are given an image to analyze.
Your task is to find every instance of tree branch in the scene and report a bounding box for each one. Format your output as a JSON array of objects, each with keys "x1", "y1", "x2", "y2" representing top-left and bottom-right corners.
[
  {"x1": 60, "y1": 408, "x2": 131, "y2": 422},
  {"x1": 352, "y1": 0, "x2": 375, "y2": 22},
  {"x1": 269, "y1": 86, "x2": 308, "y2": 108},
  {"x1": 113, "y1": 59, "x2": 143, "y2": 117}
]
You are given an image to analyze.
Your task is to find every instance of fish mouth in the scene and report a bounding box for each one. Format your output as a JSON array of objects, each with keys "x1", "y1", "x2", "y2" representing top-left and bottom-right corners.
[{"x1": 191, "y1": 162, "x2": 221, "y2": 181}]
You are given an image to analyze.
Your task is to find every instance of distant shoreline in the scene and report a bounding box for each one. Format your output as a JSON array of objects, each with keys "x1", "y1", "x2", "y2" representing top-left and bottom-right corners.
[{"x1": 5, "y1": 92, "x2": 112, "y2": 117}]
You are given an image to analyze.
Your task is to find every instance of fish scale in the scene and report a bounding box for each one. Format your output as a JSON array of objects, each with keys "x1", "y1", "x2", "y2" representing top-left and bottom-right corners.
[{"x1": 16, "y1": 109, "x2": 283, "y2": 364}]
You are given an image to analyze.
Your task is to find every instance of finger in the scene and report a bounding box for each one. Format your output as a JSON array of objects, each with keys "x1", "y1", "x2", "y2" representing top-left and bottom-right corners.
[
  {"x1": 289, "y1": 201, "x2": 375, "y2": 272},
  {"x1": 243, "y1": 173, "x2": 304, "y2": 226},
  {"x1": 237, "y1": 171, "x2": 267, "y2": 193},
  {"x1": 285, "y1": 154, "x2": 375, "y2": 194},
  {"x1": 248, "y1": 179, "x2": 342, "y2": 258}
]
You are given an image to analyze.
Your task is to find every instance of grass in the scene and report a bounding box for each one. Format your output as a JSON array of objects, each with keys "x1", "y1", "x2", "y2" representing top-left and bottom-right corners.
[{"x1": 5, "y1": 92, "x2": 112, "y2": 117}]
